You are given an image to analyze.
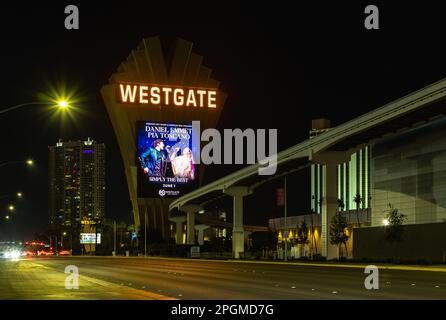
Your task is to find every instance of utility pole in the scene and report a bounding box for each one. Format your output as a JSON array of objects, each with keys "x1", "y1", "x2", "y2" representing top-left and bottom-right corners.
[
  {"x1": 94, "y1": 222, "x2": 97, "y2": 256},
  {"x1": 144, "y1": 212, "x2": 147, "y2": 257},
  {"x1": 284, "y1": 177, "x2": 288, "y2": 262},
  {"x1": 113, "y1": 220, "x2": 117, "y2": 256}
]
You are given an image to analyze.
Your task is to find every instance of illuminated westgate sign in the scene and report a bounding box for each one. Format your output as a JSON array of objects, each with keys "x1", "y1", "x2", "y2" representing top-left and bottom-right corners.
[{"x1": 118, "y1": 83, "x2": 218, "y2": 108}]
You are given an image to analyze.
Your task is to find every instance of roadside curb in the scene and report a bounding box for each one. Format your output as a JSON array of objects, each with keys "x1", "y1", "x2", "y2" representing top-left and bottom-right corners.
[{"x1": 51, "y1": 255, "x2": 446, "y2": 273}]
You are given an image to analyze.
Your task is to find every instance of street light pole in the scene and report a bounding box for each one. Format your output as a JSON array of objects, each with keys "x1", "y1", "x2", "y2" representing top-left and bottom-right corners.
[
  {"x1": 144, "y1": 212, "x2": 147, "y2": 257},
  {"x1": 284, "y1": 177, "x2": 288, "y2": 262},
  {"x1": 0, "y1": 160, "x2": 33, "y2": 169},
  {"x1": 0, "y1": 102, "x2": 43, "y2": 115},
  {"x1": 0, "y1": 192, "x2": 23, "y2": 200},
  {"x1": 0, "y1": 100, "x2": 70, "y2": 115}
]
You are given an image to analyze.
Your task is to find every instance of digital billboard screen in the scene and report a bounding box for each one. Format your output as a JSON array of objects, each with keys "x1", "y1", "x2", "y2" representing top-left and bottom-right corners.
[
  {"x1": 137, "y1": 121, "x2": 198, "y2": 198},
  {"x1": 80, "y1": 233, "x2": 101, "y2": 244}
]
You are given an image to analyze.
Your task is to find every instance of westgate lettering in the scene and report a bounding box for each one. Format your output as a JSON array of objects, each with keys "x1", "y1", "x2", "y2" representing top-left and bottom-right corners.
[{"x1": 118, "y1": 83, "x2": 218, "y2": 108}]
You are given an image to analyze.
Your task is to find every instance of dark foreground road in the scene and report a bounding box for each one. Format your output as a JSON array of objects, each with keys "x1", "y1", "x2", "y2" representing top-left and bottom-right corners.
[{"x1": 0, "y1": 257, "x2": 445, "y2": 299}]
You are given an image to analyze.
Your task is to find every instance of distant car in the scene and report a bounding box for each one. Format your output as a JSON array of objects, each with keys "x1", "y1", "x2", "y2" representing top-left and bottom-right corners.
[
  {"x1": 37, "y1": 250, "x2": 54, "y2": 256},
  {"x1": 21, "y1": 250, "x2": 35, "y2": 257},
  {"x1": 58, "y1": 250, "x2": 71, "y2": 256}
]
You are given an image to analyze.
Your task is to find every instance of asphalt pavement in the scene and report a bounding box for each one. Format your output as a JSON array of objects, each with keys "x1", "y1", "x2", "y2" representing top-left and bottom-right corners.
[{"x1": 0, "y1": 256, "x2": 445, "y2": 299}]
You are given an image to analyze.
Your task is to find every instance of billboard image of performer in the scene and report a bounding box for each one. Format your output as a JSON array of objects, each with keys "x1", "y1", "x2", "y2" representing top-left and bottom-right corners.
[
  {"x1": 137, "y1": 121, "x2": 198, "y2": 198},
  {"x1": 170, "y1": 147, "x2": 195, "y2": 180},
  {"x1": 140, "y1": 139, "x2": 167, "y2": 177}
]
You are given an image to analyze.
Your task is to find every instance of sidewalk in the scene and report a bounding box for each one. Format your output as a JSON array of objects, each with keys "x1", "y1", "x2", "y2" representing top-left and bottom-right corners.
[{"x1": 226, "y1": 259, "x2": 446, "y2": 273}]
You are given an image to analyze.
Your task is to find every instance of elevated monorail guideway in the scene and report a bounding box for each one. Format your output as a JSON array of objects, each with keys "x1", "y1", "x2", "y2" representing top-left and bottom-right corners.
[{"x1": 170, "y1": 77, "x2": 446, "y2": 259}]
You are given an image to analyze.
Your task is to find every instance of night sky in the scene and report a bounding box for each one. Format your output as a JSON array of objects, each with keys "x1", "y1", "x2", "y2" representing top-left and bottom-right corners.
[{"x1": 1, "y1": 2, "x2": 446, "y2": 240}]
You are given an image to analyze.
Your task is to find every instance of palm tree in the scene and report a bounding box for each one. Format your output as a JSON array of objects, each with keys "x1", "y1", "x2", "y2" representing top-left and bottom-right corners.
[
  {"x1": 297, "y1": 221, "x2": 309, "y2": 257},
  {"x1": 337, "y1": 199, "x2": 345, "y2": 213},
  {"x1": 309, "y1": 208, "x2": 317, "y2": 257},
  {"x1": 353, "y1": 194, "x2": 362, "y2": 227},
  {"x1": 329, "y1": 211, "x2": 349, "y2": 260}
]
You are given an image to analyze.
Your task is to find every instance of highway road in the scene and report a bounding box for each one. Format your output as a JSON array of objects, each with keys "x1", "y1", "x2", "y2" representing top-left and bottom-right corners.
[{"x1": 0, "y1": 256, "x2": 445, "y2": 299}]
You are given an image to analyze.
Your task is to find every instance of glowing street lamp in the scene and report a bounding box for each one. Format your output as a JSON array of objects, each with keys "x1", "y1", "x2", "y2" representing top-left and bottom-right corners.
[
  {"x1": 26, "y1": 159, "x2": 34, "y2": 166},
  {"x1": 5, "y1": 215, "x2": 9, "y2": 220},
  {"x1": 57, "y1": 100, "x2": 69, "y2": 108},
  {"x1": 17, "y1": 192, "x2": 22, "y2": 198},
  {"x1": 383, "y1": 219, "x2": 389, "y2": 226},
  {"x1": 8, "y1": 205, "x2": 15, "y2": 212}
]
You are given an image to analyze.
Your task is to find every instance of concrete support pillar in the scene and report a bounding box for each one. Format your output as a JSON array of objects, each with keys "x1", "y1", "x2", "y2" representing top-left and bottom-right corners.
[
  {"x1": 179, "y1": 204, "x2": 202, "y2": 245},
  {"x1": 169, "y1": 216, "x2": 186, "y2": 244},
  {"x1": 187, "y1": 212, "x2": 195, "y2": 245},
  {"x1": 321, "y1": 162, "x2": 338, "y2": 260},
  {"x1": 312, "y1": 151, "x2": 351, "y2": 260},
  {"x1": 195, "y1": 224, "x2": 210, "y2": 245},
  {"x1": 224, "y1": 186, "x2": 252, "y2": 259}
]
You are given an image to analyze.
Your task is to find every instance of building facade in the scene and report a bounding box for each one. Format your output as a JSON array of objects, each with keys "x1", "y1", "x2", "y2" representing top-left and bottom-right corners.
[
  {"x1": 48, "y1": 138, "x2": 105, "y2": 252},
  {"x1": 310, "y1": 119, "x2": 371, "y2": 214},
  {"x1": 308, "y1": 115, "x2": 446, "y2": 261},
  {"x1": 371, "y1": 116, "x2": 446, "y2": 226}
]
